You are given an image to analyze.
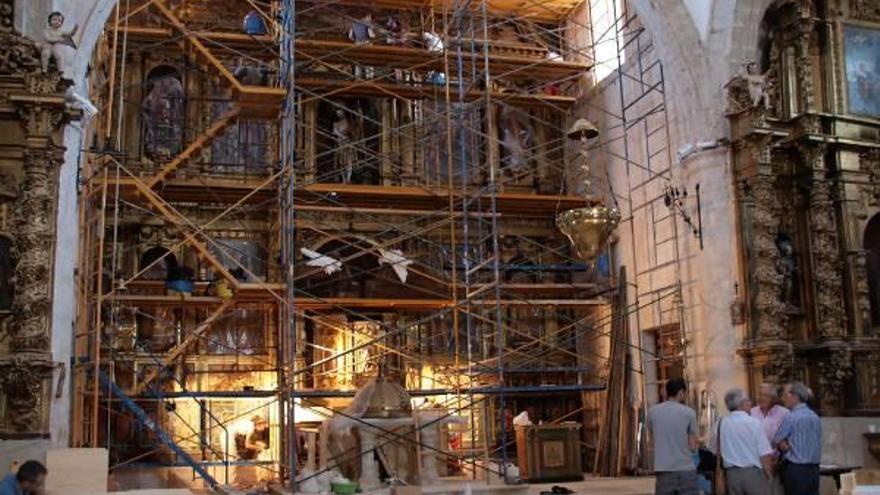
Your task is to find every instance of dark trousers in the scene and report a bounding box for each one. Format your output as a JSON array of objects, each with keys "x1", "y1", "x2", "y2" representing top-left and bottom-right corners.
[
  {"x1": 655, "y1": 470, "x2": 700, "y2": 495},
  {"x1": 780, "y1": 462, "x2": 819, "y2": 495}
]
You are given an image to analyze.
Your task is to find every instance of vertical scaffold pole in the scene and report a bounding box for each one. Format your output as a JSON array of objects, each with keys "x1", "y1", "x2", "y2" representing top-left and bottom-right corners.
[{"x1": 280, "y1": 0, "x2": 299, "y2": 487}]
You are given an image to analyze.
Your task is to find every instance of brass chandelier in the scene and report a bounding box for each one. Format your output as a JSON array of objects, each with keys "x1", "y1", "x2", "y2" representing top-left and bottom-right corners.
[{"x1": 556, "y1": 119, "x2": 620, "y2": 261}]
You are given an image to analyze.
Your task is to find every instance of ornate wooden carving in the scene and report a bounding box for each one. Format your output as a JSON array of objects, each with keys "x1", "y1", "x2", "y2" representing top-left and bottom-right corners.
[
  {"x1": 795, "y1": 19, "x2": 816, "y2": 113},
  {"x1": 803, "y1": 146, "x2": 847, "y2": 339},
  {"x1": 0, "y1": 355, "x2": 54, "y2": 433},
  {"x1": 817, "y1": 347, "x2": 853, "y2": 415},
  {"x1": 10, "y1": 146, "x2": 65, "y2": 352},
  {"x1": 862, "y1": 150, "x2": 880, "y2": 207},
  {"x1": 747, "y1": 170, "x2": 788, "y2": 340},
  {"x1": 854, "y1": 252, "x2": 872, "y2": 332},
  {"x1": 851, "y1": 0, "x2": 880, "y2": 22},
  {"x1": 0, "y1": 10, "x2": 74, "y2": 434}
]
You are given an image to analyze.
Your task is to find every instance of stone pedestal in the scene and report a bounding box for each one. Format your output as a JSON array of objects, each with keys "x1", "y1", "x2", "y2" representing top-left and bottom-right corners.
[{"x1": 416, "y1": 409, "x2": 466, "y2": 484}]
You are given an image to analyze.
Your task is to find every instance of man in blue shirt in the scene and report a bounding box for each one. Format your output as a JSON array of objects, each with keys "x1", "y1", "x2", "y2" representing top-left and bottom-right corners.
[
  {"x1": 0, "y1": 460, "x2": 47, "y2": 495},
  {"x1": 773, "y1": 381, "x2": 821, "y2": 495}
]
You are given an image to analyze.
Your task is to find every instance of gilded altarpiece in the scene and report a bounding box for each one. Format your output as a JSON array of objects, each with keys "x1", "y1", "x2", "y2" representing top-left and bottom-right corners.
[
  {"x1": 731, "y1": 0, "x2": 880, "y2": 415},
  {"x1": 0, "y1": 0, "x2": 78, "y2": 436}
]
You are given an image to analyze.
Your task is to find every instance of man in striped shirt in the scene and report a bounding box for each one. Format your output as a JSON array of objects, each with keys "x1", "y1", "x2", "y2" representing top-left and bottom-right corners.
[{"x1": 772, "y1": 382, "x2": 821, "y2": 495}]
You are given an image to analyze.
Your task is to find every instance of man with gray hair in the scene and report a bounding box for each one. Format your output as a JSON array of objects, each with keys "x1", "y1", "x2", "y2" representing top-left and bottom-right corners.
[
  {"x1": 773, "y1": 381, "x2": 821, "y2": 495},
  {"x1": 717, "y1": 388, "x2": 773, "y2": 494},
  {"x1": 751, "y1": 383, "x2": 788, "y2": 495},
  {"x1": 751, "y1": 383, "x2": 789, "y2": 443}
]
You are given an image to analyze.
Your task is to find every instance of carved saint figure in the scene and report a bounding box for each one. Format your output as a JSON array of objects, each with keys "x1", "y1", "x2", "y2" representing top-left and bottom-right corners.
[
  {"x1": 776, "y1": 233, "x2": 800, "y2": 310},
  {"x1": 141, "y1": 74, "x2": 185, "y2": 160},
  {"x1": 333, "y1": 108, "x2": 356, "y2": 183},
  {"x1": 498, "y1": 106, "x2": 533, "y2": 175},
  {"x1": 40, "y1": 12, "x2": 78, "y2": 74},
  {"x1": 745, "y1": 62, "x2": 771, "y2": 110}
]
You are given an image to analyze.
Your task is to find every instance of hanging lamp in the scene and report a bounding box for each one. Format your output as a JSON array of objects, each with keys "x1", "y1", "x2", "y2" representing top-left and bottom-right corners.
[{"x1": 556, "y1": 118, "x2": 620, "y2": 261}]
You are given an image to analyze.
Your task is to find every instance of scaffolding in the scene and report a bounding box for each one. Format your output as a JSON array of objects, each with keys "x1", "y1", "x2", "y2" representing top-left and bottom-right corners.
[{"x1": 70, "y1": 0, "x2": 687, "y2": 489}]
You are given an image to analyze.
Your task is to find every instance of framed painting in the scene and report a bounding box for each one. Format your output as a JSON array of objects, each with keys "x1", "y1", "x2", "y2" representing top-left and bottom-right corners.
[{"x1": 843, "y1": 23, "x2": 880, "y2": 117}]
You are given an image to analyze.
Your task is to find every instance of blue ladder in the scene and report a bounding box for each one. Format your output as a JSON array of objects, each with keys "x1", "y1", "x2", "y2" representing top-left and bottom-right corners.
[{"x1": 98, "y1": 371, "x2": 219, "y2": 488}]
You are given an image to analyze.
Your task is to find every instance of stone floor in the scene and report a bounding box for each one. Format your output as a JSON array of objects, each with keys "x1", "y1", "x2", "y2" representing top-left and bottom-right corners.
[{"x1": 527, "y1": 477, "x2": 653, "y2": 495}]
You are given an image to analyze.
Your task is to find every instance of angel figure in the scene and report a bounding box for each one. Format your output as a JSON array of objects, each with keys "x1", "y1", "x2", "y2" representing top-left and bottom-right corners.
[
  {"x1": 41, "y1": 12, "x2": 78, "y2": 74},
  {"x1": 745, "y1": 62, "x2": 771, "y2": 110}
]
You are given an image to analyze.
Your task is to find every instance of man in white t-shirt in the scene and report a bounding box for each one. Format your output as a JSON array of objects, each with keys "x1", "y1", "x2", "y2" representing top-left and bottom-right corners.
[{"x1": 718, "y1": 388, "x2": 774, "y2": 495}]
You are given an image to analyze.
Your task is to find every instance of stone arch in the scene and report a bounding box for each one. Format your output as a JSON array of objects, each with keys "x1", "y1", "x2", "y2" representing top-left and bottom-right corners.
[
  {"x1": 863, "y1": 213, "x2": 880, "y2": 328},
  {"x1": 139, "y1": 245, "x2": 177, "y2": 281}
]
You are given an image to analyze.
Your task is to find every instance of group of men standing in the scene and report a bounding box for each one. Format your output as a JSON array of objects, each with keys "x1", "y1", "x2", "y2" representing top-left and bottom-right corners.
[{"x1": 650, "y1": 378, "x2": 822, "y2": 495}]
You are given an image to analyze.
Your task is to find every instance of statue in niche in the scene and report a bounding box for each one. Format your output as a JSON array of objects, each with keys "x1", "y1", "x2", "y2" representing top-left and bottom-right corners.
[
  {"x1": 776, "y1": 233, "x2": 801, "y2": 311},
  {"x1": 497, "y1": 106, "x2": 534, "y2": 176},
  {"x1": 141, "y1": 72, "x2": 185, "y2": 161},
  {"x1": 40, "y1": 12, "x2": 78, "y2": 74},
  {"x1": 725, "y1": 61, "x2": 771, "y2": 113},
  {"x1": 332, "y1": 108, "x2": 357, "y2": 183},
  {"x1": 745, "y1": 62, "x2": 771, "y2": 110}
]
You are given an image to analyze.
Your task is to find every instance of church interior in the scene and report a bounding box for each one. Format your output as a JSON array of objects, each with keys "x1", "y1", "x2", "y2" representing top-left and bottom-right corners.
[{"x1": 0, "y1": 0, "x2": 880, "y2": 493}]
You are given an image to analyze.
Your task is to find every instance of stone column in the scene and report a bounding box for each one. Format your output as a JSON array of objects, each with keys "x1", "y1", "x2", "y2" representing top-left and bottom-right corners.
[{"x1": 358, "y1": 426, "x2": 381, "y2": 490}]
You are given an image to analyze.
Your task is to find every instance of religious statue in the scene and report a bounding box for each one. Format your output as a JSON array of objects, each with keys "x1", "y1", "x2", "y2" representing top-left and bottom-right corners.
[
  {"x1": 776, "y1": 233, "x2": 800, "y2": 311},
  {"x1": 141, "y1": 75, "x2": 185, "y2": 160},
  {"x1": 724, "y1": 61, "x2": 772, "y2": 113},
  {"x1": 40, "y1": 11, "x2": 78, "y2": 74},
  {"x1": 332, "y1": 108, "x2": 356, "y2": 183},
  {"x1": 497, "y1": 105, "x2": 534, "y2": 176},
  {"x1": 745, "y1": 62, "x2": 771, "y2": 110}
]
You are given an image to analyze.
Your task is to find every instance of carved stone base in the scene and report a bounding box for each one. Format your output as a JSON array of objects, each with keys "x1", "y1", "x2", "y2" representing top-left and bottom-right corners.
[{"x1": 0, "y1": 354, "x2": 54, "y2": 434}]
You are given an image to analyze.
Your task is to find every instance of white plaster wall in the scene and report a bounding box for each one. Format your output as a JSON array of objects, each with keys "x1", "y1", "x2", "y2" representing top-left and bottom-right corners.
[
  {"x1": 48, "y1": 122, "x2": 84, "y2": 448},
  {"x1": 681, "y1": 0, "x2": 713, "y2": 42},
  {"x1": 822, "y1": 417, "x2": 880, "y2": 469},
  {"x1": 0, "y1": 440, "x2": 48, "y2": 473}
]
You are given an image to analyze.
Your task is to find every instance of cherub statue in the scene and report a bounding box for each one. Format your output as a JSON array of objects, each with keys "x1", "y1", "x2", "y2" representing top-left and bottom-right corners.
[
  {"x1": 745, "y1": 62, "x2": 771, "y2": 110},
  {"x1": 40, "y1": 12, "x2": 78, "y2": 74}
]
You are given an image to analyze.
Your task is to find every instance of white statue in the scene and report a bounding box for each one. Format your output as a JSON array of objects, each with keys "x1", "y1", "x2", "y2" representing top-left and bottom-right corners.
[
  {"x1": 745, "y1": 62, "x2": 770, "y2": 110},
  {"x1": 332, "y1": 108, "x2": 356, "y2": 183},
  {"x1": 41, "y1": 12, "x2": 78, "y2": 74}
]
